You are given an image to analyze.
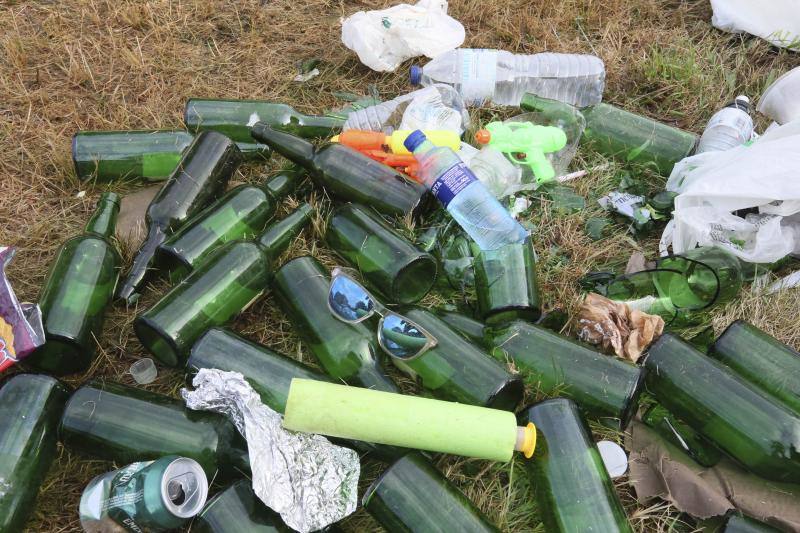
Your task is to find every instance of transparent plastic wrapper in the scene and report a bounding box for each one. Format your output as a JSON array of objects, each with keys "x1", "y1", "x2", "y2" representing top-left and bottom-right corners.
[
  {"x1": 341, "y1": 0, "x2": 465, "y2": 72},
  {"x1": 344, "y1": 84, "x2": 470, "y2": 134},
  {"x1": 711, "y1": 0, "x2": 800, "y2": 51},
  {"x1": 664, "y1": 119, "x2": 800, "y2": 263},
  {"x1": 0, "y1": 247, "x2": 44, "y2": 372},
  {"x1": 181, "y1": 369, "x2": 359, "y2": 533}
]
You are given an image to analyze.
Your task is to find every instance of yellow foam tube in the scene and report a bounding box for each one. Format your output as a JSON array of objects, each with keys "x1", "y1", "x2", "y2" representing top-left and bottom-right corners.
[{"x1": 283, "y1": 379, "x2": 533, "y2": 461}]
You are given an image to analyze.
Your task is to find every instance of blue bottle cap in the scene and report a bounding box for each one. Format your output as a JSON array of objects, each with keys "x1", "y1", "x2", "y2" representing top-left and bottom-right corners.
[
  {"x1": 404, "y1": 130, "x2": 427, "y2": 152},
  {"x1": 409, "y1": 65, "x2": 422, "y2": 86}
]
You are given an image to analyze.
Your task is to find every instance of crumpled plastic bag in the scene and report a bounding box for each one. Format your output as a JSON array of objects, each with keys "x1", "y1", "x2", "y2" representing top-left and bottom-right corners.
[
  {"x1": 341, "y1": 0, "x2": 465, "y2": 72},
  {"x1": 711, "y1": 0, "x2": 800, "y2": 51},
  {"x1": 663, "y1": 119, "x2": 800, "y2": 263},
  {"x1": 575, "y1": 293, "x2": 664, "y2": 362},
  {"x1": 182, "y1": 369, "x2": 359, "y2": 533},
  {"x1": 0, "y1": 247, "x2": 44, "y2": 373}
]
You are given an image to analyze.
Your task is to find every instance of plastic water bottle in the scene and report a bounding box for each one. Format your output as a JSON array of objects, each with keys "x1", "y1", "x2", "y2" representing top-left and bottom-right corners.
[
  {"x1": 404, "y1": 131, "x2": 527, "y2": 250},
  {"x1": 344, "y1": 84, "x2": 469, "y2": 133},
  {"x1": 695, "y1": 95, "x2": 754, "y2": 154},
  {"x1": 410, "y1": 49, "x2": 605, "y2": 107}
]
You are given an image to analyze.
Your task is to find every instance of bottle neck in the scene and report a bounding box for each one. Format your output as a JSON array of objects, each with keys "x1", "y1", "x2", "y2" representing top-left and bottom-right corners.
[
  {"x1": 85, "y1": 192, "x2": 121, "y2": 238},
  {"x1": 280, "y1": 110, "x2": 345, "y2": 138},
  {"x1": 256, "y1": 203, "x2": 314, "y2": 257},
  {"x1": 260, "y1": 165, "x2": 304, "y2": 200},
  {"x1": 250, "y1": 125, "x2": 316, "y2": 170}
]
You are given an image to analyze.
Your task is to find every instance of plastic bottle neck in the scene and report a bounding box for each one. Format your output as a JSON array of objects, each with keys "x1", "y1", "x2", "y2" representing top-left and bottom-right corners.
[{"x1": 85, "y1": 192, "x2": 121, "y2": 238}]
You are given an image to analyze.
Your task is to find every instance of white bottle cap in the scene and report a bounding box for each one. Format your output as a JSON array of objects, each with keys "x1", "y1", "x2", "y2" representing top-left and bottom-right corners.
[
  {"x1": 597, "y1": 440, "x2": 628, "y2": 478},
  {"x1": 130, "y1": 357, "x2": 158, "y2": 384}
]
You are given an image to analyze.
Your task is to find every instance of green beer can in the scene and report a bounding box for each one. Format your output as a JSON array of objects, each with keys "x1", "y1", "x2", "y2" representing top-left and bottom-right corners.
[{"x1": 79, "y1": 455, "x2": 208, "y2": 532}]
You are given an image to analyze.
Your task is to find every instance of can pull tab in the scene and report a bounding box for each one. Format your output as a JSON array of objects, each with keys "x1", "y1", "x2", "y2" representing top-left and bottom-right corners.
[{"x1": 515, "y1": 422, "x2": 537, "y2": 459}]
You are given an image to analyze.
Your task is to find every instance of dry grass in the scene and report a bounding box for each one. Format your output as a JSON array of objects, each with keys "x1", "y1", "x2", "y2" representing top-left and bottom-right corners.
[{"x1": 2, "y1": 0, "x2": 800, "y2": 531}]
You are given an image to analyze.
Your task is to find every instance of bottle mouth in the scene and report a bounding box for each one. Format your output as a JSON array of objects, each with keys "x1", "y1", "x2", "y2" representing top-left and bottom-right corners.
[
  {"x1": 409, "y1": 65, "x2": 422, "y2": 86},
  {"x1": 403, "y1": 130, "x2": 427, "y2": 152}
]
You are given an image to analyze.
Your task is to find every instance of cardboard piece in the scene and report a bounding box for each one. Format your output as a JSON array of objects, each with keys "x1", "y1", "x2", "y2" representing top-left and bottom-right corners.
[{"x1": 627, "y1": 421, "x2": 800, "y2": 532}]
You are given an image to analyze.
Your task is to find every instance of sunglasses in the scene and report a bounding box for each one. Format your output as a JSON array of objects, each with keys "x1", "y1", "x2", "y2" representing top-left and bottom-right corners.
[{"x1": 328, "y1": 268, "x2": 437, "y2": 360}]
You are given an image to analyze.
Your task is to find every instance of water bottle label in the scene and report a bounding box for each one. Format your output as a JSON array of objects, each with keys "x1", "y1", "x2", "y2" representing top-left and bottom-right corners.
[
  {"x1": 431, "y1": 161, "x2": 478, "y2": 208},
  {"x1": 706, "y1": 109, "x2": 754, "y2": 141},
  {"x1": 460, "y1": 49, "x2": 497, "y2": 105}
]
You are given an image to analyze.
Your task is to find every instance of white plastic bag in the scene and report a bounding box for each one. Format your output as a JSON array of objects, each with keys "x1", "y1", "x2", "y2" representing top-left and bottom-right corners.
[
  {"x1": 341, "y1": 0, "x2": 465, "y2": 72},
  {"x1": 710, "y1": 0, "x2": 800, "y2": 51},
  {"x1": 662, "y1": 119, "x2": 800, "y2": 263}
]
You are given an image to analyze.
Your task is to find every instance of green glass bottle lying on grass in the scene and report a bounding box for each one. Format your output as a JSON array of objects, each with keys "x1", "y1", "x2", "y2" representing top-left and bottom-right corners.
[
  {"x1": 136, "y1": 204, "x2": 313, "y2": 367},
  {"x1": 363, "y1": 452, "x2": 499, "y2": 533},
  {"x1": 486, "y1": 320, "x2": 644, "y2": 429},
  {"x1": 273, "y1": 256, "x2": 399, "y2": 393},
  {"x1": 192, "y1": 480, "x2": 291, "y2": 533},
  {"x1": 0, "y1": 374, "x2": 69, "y2": 533},
  {"x1": 26, "y1": 192, "x2": 121, "y2": 375},
  {"x1": 519, "y1": 398, "x2": 632, "y2": 533},
  {"x1": 641, "y1": 403, "x2": 721, "y2": 467},
  {"x1": 156, "y1": 166, "x2": 304, "y2": 282},
  {"x1": 644, "y1": 333, "x2": 800, "y2": 483},
  {"x1": 185, "y1": 98, "x2": 345, "y2": 144},
  {"x1": 72, "y1": 129, "x2": 269, "y2": 182},
  {"x1": 251, "y1": 124, "x2": 428, "y2": 217},
  {"x1": 59, "y1": 379, "x2": 249, "y2": 478},
  {"x1": 117, "y1": 130, "x2": 241, "y2": 303},
  {"x1": 709, "y1": 320, "x2": 800, "y2": 415}
]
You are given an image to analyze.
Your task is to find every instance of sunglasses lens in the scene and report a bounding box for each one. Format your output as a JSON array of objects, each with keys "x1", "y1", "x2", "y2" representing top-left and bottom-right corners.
[
  {"x1": 329, "y1": 275, "x2": 374, "y2": 321},
  {"x1": 379, "y1": 313, "x2": 430, "y2": 360}
]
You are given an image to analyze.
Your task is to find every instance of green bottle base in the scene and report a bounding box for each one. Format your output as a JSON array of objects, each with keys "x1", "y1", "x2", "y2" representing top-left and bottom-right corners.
[
  {"x1": 155, "y1": 247, "x2": 193, "y2": 284},
  {"x1": 391, "y1": 256, "x2": 438, "y2": 304},
  {"x1": 134, "y1": 317, "x2": 182, "y2": 367},
  {"x1": 26, "y1": 336, "x2": 92, "y2": 375},
  {"x1": 486, "y1": 378, "x2": 525, "y2": 411}
]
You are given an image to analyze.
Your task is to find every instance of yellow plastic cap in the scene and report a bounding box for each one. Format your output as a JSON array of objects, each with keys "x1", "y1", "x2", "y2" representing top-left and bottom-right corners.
[{"x1": 521, "y1": 422, "x2": 537, "y2": 459}]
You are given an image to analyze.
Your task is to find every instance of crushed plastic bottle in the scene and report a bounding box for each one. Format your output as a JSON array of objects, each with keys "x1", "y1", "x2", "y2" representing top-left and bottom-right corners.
[
  {"x1": 695, "y1": 95, "x2": 754, "y2": 154},
  {"x1": 410, "y1": 49, "x2": 605, "y2": 107},
  {"x1": 343, "y1": 84, "x2": 470, "y2": 133},
  {"x1": 405, "y1": 130, "x2": 527, "y2": 250}
]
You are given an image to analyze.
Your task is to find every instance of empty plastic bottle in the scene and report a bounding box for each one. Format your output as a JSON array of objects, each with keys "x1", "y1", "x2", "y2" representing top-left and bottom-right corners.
[
  {"x1": 343, "y1": 84, "x2": 469, "y2": 133},
  {"x1": 695, "y1": 95, "x2": 754, "y2": 154},
  {"x1": 410, "y1": 50, "x2": 605, "y2": 107},
  {"x1": 405, "y1": 131, "x2": 527, "y2": 250}
]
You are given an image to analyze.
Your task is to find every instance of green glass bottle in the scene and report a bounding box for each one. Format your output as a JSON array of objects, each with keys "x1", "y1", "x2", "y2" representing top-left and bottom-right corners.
[
  {"x1": 709, "y1": 320, "x2": 800, "y2": 415},
  {"x1": 251, "y1": 124, "x2": 428, "y2": 217},
  {"x1": 72, "y1": 130, "x2": 269, "y2": 183},
  {"x1": 117, "y1": 130, "x2": 241, "y2": 303},
  {"x1": 326, "y1": 203, "x2": 437, "y2": 304},
  {"x1": 722, "y1": 513, "x2": 781, "y2": 533},
  {"x1": 26, "y1": 193, "x2": 121, "y2": 375},
  {"x1": 641, "y1": 404, "x2": 721, "y2": 467},
  {"x1": 273, "y1": 256, "x2": 399, "y2": 393},
  {"x1": 192, "y1": 480, "x2": 291, "y2": 533},
  {"x1": 519, "y1": 398, "x2": 633, "y2": 533},
  {"x1": 521, "y1": 94, "x2": 698, "y2": 176},
  {"x1": 644, "y1": 333, "x2": 800, "y2": 482},
  {"x1": 185, "y1": 98, "x2": 345, "y2": 144},
  {"x1": 156, "y1": 167, "x2": 304, "y2": 282},
  {"x1": 136, "y1": 204, "x2": 313, "y2": 367},
  {"x1": 393, "y1": 308, "x2": 522, "y2": 410},
  {"x1": 473, "y1": 235, "x2": 540, "y2": 325},
  {"x1": 59, "y1": 379, "x2": 249, "y2": 478},
  {"x1": 485, "y1": 321, "x2": 644, "y2": 428},
  {"x1": 363, "y1": 452, "x2": 499, "y2": 533},
  {"x1": 433, "y1": 309, "x2": 487, "y2": 348},
  {"x1": 188, "y1": 328, "x2": 404, "y2": 462},
  {"x1": 0, "y1": 374, "x2": 69, "y2": 533}
]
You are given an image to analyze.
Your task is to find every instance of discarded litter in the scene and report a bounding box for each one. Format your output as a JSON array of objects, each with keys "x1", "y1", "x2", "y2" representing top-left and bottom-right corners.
[
  {"x1": 341, "y1": 0, "x2": 464, "y2": 72},
  {"x1": 183, "y1": 369, "x2": 360, "y2": 533},
  {"x1": 0, "y1": 247, "x2": 44, "y2": 373},
  {"x1": 412, "y1": 49, "x2": 605, "y2": 107},
  {"x1": 475, "y1": 121, "x2": 567, "y2": 185},
  {"x1": 711, "y1": 0, "x2": 800, "y2": 51},
  {"x1": 79, "y1": 456, "x2": 208, "y2": 533},
  {"x1": 758, "y1": 66, "x2": 800, "y2": 124},
  {"x1": 695, "y1": 95, "x2": 754, "y2": 154},
  {"x1": 129, "y1": 357, "x2": 157, "y2": 384}
]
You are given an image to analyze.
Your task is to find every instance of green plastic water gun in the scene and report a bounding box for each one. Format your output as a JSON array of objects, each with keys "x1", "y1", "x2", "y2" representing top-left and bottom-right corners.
[{"x1": 475, "y1": 122, "x2": 568, "y2": 183}]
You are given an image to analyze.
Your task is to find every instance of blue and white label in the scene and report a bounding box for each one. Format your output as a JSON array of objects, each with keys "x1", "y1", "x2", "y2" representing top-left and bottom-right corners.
[
  {"x1": 431, "y1": 161, "x2": 478, "y2": 208},
  {"x1": 460, "y1": 49, "x2": 498, "y2": 105}
]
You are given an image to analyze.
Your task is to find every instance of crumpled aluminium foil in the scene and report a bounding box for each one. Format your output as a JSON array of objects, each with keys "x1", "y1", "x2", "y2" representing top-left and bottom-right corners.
[{"x1": 181, "y1": 369, "x2": 359, "y2": 533}]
